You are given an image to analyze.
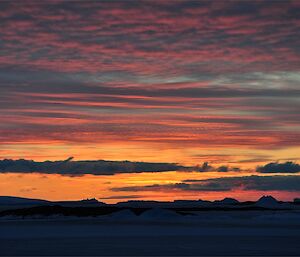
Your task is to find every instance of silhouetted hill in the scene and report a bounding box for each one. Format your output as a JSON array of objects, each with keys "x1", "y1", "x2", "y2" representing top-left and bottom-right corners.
[
  {"x1": 0, "y1": 205, "x2": 148, "y2": 217},
  {"x1": 0, "y1": 196, "x2": 50, "y2": 205},
  {"x1": 0, "y1": 196, "x2": 105, "y2": 208},
  {"x1": 1, "y1": 195, "x2": 299, "y2": 218},
  {"x1": 214, "y1": 198, "x2": 240, "y2": 205}
]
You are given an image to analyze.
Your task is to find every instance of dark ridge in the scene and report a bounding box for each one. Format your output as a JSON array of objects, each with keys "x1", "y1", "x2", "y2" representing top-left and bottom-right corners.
[
  {"x1": 0, "y1": 204, "x2": 293, "y2": 218},
  {"x1": 169, "y1": 206, "x2": 289, "y2": 212},
  {"x1": 0, "y1": 205, "x2": 151, "y2": 217}
]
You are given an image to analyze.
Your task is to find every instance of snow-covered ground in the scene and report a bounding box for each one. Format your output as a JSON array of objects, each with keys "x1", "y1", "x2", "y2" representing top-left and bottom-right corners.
[{"x1": 1, "y1": 210, "x2": 300, "y2": 256}]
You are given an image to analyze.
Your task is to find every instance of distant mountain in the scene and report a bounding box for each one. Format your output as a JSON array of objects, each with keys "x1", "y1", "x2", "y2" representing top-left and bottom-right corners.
[
  {"x1": 172, "y1": 200, "x2": 212, "y2": 208},
  {"x1": 255, "y1": 195, "x2": 280, "y2": 208},
  {"x1": 116, "y1": 200, "x2": 173, "y2": 208},
  {"x1": 1, "y1": 195, "x2": 300, "y2": 218},
  {"x1": 55, "y1": 198, "x2": 105, "y2": 207},
  {"x1": 0, "y1": 196, "x2": 105, "y2": 209},
  {"x1": 0, "y1": 196, "x2": 50, "y2": 206},
  {"x1": 214, "y1": 198, "x2": 239, "y2": 205},
  {"x1": 1, "y1": 195, "x2": 298, "y2": 212}
]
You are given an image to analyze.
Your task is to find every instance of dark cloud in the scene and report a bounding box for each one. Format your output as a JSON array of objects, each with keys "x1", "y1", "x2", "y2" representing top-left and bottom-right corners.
[
  {"x1": 113, "y1": 175, "x2": 300, "y2": 192},
  {"x1": 0, "y1": 158, "x2": 185, "y2": 176},
  {"x1": 195, "y1": 162, "x2": 214, "y2": 172},
  {"x1": 217, "y1": 166, "x2": 229, "y2": 172},
  {"x1": 257, "y1": 161, "x2": 300, "y2": 173},
  {"x1": 0, "y1": 159, "x2": 239, "y2": 175},
  {"x1": 195, "y1": 163, "x2": 239, "y2": 172}
]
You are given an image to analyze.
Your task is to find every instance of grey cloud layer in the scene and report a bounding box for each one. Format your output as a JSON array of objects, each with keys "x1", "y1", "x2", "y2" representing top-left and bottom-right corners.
[
  {"x1": 1, "y1": 159, "x2": 299, "y2": 176},
  {"x1": 0, "y1": 159, "x2": 241, "y2": 175},
  {"x1": 257, "y1": 161, "x2": 300, "y2": 173},
  {"x1": 112, "y1": 175, "x2": 300, "y2": 192},
  {"x1": 0, "y1": 159, "x2": 185, "y2": 175}
]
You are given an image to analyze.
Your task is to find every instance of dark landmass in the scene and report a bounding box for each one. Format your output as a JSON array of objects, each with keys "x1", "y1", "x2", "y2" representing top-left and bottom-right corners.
[{"x1": 0, "y1": 195, "x2": 299, "y2": 218}]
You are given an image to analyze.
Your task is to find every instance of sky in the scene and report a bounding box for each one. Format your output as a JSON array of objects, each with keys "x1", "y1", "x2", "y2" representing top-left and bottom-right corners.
[{"x1": 0, "y1": 0, "x2": 300, "y2": 202}]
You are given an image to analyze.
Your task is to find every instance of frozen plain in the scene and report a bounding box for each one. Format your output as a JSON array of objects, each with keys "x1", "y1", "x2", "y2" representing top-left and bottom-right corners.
[{"x1": 1, "y1": 209, "x2": 300, "y2": 256}]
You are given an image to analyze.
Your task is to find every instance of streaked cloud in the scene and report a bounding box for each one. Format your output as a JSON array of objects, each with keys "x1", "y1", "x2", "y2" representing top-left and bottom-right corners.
[
  {"x1": 0, "y1": 0, "x2": 299, "y2": 166},
  {"x1": 112, "y1": 175, "x2": 300, "y2": 192}
]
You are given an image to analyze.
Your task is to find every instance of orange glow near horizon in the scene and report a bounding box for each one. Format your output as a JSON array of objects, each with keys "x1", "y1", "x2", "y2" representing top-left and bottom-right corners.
[
  {"x1": 1, "y1": 142, "x2": 300, "y2": 167},
  {"x1": 0, "y1": 172, "x2": 299, "y2": 203}
]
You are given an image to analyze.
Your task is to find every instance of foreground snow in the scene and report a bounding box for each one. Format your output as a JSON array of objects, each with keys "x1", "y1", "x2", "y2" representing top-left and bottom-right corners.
[{"x1": 1, "y1": 210, "x2": 300, "y2": 256}]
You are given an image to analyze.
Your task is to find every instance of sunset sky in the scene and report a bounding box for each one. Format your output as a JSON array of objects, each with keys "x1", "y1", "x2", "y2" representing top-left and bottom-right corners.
[{"x1": 0, "y1": 0, "x2": 300, "y2": 202}]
